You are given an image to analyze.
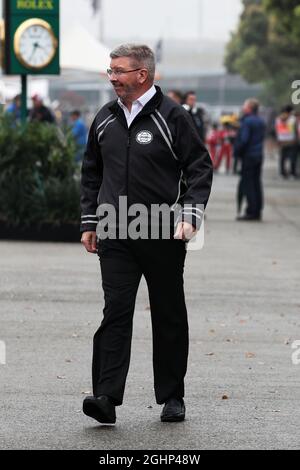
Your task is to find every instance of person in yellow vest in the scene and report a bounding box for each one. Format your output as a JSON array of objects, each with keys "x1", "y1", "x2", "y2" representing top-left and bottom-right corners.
[{"x1": 275, "y1": 105, "x2": 298, "y2": 179}]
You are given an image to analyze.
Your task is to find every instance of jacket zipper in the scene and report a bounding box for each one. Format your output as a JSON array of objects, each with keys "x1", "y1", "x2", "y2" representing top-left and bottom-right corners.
[{"x1": 126, "y1": 132, "x2": 131, "y2": 208}]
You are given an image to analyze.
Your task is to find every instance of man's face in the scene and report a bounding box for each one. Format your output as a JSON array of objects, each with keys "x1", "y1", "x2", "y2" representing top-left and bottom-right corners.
[
  {"x1": 242, "y1": 101, "x2": 252, "y2": 115},
  {"x1": 32, "y1": 98, "x2": 42, "y2": 109},
  {"x1": 109, "y1": 57, "x2": 144, "y2": 101},
  {"x1": 280, "y1": 111, "x2": 289, "y2": 121},
  {"x1": 186, "y1": 94, "x2": 197, "y2": 108},
  {"x1": 167, "y1": 91, "x2": 181, "y2": 105}
]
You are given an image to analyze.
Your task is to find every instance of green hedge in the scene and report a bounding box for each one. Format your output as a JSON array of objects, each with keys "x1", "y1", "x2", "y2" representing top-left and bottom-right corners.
[{"x1": 0, "y1": 112, "x2": 81, "y2": 229}]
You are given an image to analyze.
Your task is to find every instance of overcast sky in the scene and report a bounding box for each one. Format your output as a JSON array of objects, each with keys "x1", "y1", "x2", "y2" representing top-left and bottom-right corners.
[
  {"x1": 0, "y1": 0, "x2": 242, "y2": 42},
  {"x1": 61, "y1": 0, "x2": 243, "y2": 42}
]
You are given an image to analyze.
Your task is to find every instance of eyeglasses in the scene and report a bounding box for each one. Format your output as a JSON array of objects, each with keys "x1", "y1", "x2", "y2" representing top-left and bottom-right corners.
[{"x1": 106, "y1": 68, "x2": 141, "y2": 77}]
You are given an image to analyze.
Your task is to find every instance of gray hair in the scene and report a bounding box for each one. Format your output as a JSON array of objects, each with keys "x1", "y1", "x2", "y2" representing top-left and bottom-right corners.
[
  {"x1": 245, "y1": 98, "x2": 260, "y2": 114},
  {"x1": 110, "y1": 44, "x2": 156, "y2": 82}
]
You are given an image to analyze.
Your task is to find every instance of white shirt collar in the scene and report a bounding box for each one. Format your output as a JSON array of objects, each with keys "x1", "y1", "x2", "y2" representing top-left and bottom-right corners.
[
  {"x1": 135, "y1": 84, "x2": 157, "y2": 107},
  {"x1": 118, "y1": 85, "x2": 156, "y2": 112}
]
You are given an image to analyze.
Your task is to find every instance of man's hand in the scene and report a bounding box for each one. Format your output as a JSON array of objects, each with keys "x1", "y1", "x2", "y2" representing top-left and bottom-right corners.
[
  {"x1": 174, "y1": 222, "x2": 197, "y2": 241},
  {"x1": 81, "y1": 231, "x2": 97, "y2": 254}
]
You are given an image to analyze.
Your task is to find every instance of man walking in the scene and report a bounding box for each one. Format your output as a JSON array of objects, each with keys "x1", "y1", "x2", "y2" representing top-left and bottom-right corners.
[
  {"x1": 235, "y1": 98, "x2": 265, "y2": 221},
  {"x1": 80, "y1": 44, "x2": 213, "y2": 425},
  {"x1": 183, "y1": 91, "x2": 206, "y2": 142}
]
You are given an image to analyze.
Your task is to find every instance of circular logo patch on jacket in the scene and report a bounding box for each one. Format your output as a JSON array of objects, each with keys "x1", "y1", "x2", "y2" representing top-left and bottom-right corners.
[{"x1": 136, "y1": 130, "x2": 153, "y2": 145}]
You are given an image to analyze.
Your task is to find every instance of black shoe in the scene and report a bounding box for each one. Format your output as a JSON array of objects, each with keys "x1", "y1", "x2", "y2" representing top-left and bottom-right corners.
[
  {"x1": 236, "y1": 214, "x2": 261, "y2": 221},
  {"x1": 83, "y1": 395, "x2": 116, "y2": 424},
  {"x1": 160, "y1": 398, "x2": 185, "y2": 422}
]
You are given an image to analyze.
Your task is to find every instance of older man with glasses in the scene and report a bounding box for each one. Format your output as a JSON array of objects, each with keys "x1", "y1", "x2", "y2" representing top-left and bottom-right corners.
[{"x1": 80, "y1": 44, "x2": 213, "y2": 425}]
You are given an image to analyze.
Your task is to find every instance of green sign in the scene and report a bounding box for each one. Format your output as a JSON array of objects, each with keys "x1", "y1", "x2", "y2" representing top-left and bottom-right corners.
[
  {"x1": 10, "y1": 1, "x2": 59, "y2": 16},
  {"x1": 3, "y1": 0, "x2": 60, "y2": 75}
]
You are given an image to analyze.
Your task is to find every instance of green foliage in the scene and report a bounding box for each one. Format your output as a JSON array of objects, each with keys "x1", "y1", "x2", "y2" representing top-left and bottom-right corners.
[
  {"x1": 225, "y1": 0, "x2": 300, "y2": 105},
  {"x1": 225, "y1": 2, "x2": 270, "y2": 80},
  {"x1": 0, "y1": 113, "x2": 81, "y2": 228}
]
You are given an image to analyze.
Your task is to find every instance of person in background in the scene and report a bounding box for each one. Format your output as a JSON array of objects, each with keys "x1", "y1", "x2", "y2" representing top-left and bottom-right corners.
[
  {"x1": 70, "y1": 110, "x2": 88, "y2": 163},
  {"x1": 206, "y1": 123, "x2": 221, "y2": 167},
  {"x1": 233, "y1": 114, "x2": 245, "y2": 213},
  {"x1": 167, "y1": 90, "x2": 183, "y2": 105},
  {"x1": 6, "y1": 94, "x2": 21, "y2": 122},
  {"x1": 183, "y1": 91, "x2": 206, "y2": 142},
  {"x1": 275, "y1": 105, "x2": 298, "y2": 179},
  {"x1": 29, "y1": 94, "x2": 55, "y2": 124},
  {"x1": 235, "y1": 98, "x2": 265, "y2": 221},
  {"x1": 213, "y1": 115, "x2": 238, "y2": 174}
]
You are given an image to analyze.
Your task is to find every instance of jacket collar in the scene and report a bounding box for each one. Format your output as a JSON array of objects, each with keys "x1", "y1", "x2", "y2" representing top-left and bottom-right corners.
[{"x1": 108, "y1": 85, "x2": 163, "y2": 122}]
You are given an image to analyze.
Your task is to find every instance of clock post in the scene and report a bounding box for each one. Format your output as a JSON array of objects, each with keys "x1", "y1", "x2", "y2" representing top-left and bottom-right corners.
[
  {"x1": 3, "y1": 0, "x2": 60, "y2": 123},
  {"x1": 21, "y1": 75, "x2": 27, "y2": 123}
]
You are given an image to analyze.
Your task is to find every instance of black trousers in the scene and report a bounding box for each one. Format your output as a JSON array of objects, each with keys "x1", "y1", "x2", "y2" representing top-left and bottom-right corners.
[
  {"x1": 280, "y1": 145, "x2": 298, "y2": 177},
  {"x1": 240, "y1": 157, "x2": 263, "y2": 218},
  {"x1": 92, "y1": 238, "x2": 188, "y2": 406}
]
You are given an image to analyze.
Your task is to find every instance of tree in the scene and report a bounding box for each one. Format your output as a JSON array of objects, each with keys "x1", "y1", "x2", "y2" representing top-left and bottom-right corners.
[{"x1": 225, "y1": 0, "x2": 300, "y2": 105}]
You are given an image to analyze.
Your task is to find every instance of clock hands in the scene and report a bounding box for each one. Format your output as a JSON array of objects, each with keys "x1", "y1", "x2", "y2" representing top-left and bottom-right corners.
[
  {"x1": 28, "y1": 42, "x2": 49, "y2": 64},
  {"x1": 29, "y1": 43, "x2": 38, "y2": 62},
  {"x1": 36, "y1": 43, "x2": 47, "y2": 52}
]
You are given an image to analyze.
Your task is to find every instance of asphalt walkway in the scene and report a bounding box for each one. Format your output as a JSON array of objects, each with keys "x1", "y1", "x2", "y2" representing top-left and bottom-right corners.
[{"x1": 1, "y1": 154, "x2": 300, "y2": 449}]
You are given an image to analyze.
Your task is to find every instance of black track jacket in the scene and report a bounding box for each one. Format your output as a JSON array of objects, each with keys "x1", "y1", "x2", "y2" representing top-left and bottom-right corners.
[{"x1": 80, "y1": 86, "x2": 213, "y2": 234}]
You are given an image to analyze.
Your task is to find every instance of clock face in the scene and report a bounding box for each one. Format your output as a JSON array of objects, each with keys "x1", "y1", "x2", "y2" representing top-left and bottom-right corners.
[{"x1": 14, "y1": 19, "x2": 58, "y2": 70}]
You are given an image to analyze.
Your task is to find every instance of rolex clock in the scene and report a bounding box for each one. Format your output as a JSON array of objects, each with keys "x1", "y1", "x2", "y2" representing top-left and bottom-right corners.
[{"x1": 13, "y1": 18, "x2": 58, "y2": 70}]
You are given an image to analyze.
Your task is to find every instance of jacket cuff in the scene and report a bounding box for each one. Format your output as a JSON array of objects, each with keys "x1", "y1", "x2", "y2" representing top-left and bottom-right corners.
[
  {"x1": 176, "y1": 204, "x2": 204, "y2": 230},
  {"x1": 80, "y1": 214, "x2": 98, "y2": 233}
]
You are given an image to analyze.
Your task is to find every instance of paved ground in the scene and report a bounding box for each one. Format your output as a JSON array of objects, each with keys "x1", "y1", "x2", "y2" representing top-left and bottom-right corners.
[{"x1": 0, "y1": 154, "x2": 300, "y2": 450}]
